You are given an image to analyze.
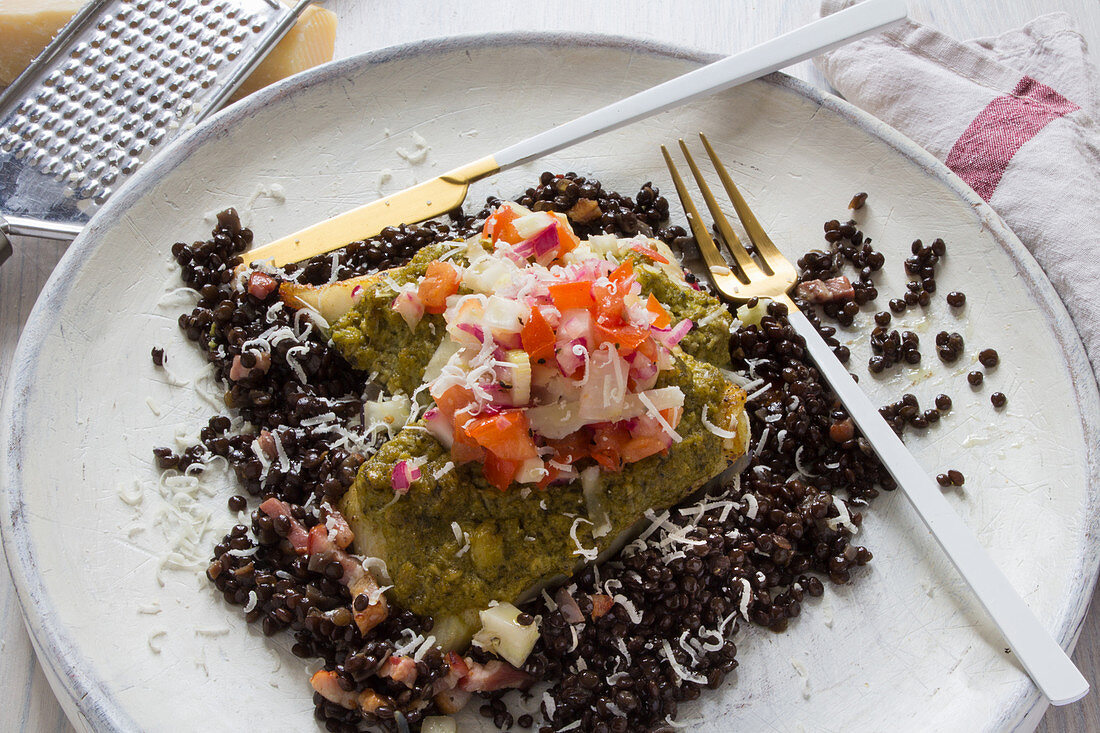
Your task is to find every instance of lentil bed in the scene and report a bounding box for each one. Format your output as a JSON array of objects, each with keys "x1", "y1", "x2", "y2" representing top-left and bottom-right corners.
[{"x1": 161, "y1": 173, "x2": 896, "y2": 732}]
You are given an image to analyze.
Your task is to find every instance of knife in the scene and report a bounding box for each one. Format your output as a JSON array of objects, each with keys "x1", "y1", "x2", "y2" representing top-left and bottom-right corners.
[{"x1": 240, "y1": 0, "x2": 906, "y2": 267}]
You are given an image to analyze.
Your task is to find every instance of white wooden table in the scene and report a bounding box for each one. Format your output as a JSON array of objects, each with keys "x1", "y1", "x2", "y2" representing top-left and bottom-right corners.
[{"x1": 2, "y1": 1, "x2": 1097, "y2": 730}]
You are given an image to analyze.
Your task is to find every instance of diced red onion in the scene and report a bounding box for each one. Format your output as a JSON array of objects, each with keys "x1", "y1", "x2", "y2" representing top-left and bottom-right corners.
[
  {"x1": 668, "y1": 318, "x2": 693, "y2": 345},
  {"x1": 556, "y1": 338, "x2": 586, "y2": 376},
  {"x1": 624, "y1": 299, "x2": 651, "y2": 327},
  {"x1": 557, "y1": 308, "x2": 592, "y2": 342},
  {"x1": 491, "y1": 242, "x2": 528, "y2": 266},
  {"x1": 630, "y1": 353, "x2": 659, "y2": 391},
  {"x1": 512, "y1": 238, "x2": 536, "y2": 258},
  {"x1": 391, "y1": 291, "x2": 424, "y2": 330},
  {"x1": 527, "y1": 225, "x2": 561, "y2": 265},
  {"x1": 652, "y1": 318, "x2": 693, "y2": 348},
  {"x1": 390, "y1": 461, "x2": 421, "y2": 494},
  {"x1": 494, "y1": 331, "x2": 522, "y2": 351},
  {"x1": 424, "y1": 409, "x2": 453, "y2": 448},
  {"x1": 457, "y1": 323, "x2": 485, "y2": 342}
]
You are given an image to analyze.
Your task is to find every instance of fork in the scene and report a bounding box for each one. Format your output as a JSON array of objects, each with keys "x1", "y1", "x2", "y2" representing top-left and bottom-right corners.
[{"x1": 662, "y1": 134, "x2": 1089, "y2": 706}]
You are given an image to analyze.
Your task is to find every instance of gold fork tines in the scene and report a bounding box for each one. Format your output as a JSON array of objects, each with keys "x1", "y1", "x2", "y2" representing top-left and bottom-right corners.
[
  {"x1": 662, "y1": 134, "x2": 797, "y2": 306},
  {"x1": 660, "y1": 134, "x2": 1093, "y2": 705}
]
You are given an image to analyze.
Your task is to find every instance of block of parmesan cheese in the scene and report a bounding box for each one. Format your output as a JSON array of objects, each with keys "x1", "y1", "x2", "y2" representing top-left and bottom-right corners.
[
  {"x1": 0, "y1": 0, "x2": 84, "y2": 87},
  {"x1": 231, "y1": 4, "x2": 338, "y2": 100},
  {"x1": 0, "y1": 1, "x2": 337, "y2": 96}
]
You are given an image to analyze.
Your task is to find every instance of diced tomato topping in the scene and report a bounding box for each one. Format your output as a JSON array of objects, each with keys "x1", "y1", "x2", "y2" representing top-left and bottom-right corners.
[
  {"x1": 434, "y1": 385, "x2": 475, "y2": 423},
  {"x1": 592, "y1": 283, "x2": 626, "y2": 327},
  {"x1": 547, "y1": 431, "x2": 591, "y2": 465},
  {"x1": 429, "y1": 204, "x2": 694, "y2": 490},
  {"x1": 595, "y1": 322, "x2": 649, "y2": 352},
  {"x1": 452, "y1": 408, "x2": 486, "y2": 464},
  {"x1": 634, "y1": 337, "x2": 659, "y2": 363},
  {"x1": 466, "y1": 410, "x2": 538, "y2": 461},
  {"x1": 619, "y1": 410, "x2": 679, "y2": 463},
  {"x1": 520, "y1": 306, "x2": 556, "y2": 365},
  {"x1": 609, "y1": 259, "x2": 634, "y2": 287},
  {"x1": 549, "y1": 212, "x2": 580, "y2": 255},
  {"x1": 646, "y1": 293, "x2": 671, "y2": 329},
  {"x1": 483, "y1": 205, "x2": 523, "y2": 245},
  {"x1": 620, "y1": 435, "x2": 670, "y2": 463},
  {"x1": 548, "y1": 280, "x2": 596, "y2": 311},
  {"x1": 418, "y1": 261, "x2": 460, "y2": 314},
  {"x1": 631, "y1": 243, "x2": 670, "y2": 264},
  {"x1": 590, "y1": 422, "x2": 632, "y2": 471},
  {"x1": 452, "y1": 430, "x2": 486, "y2": 464},
  {"x1": 537, "y1": 465, "x2": 562, "y2": 490},
  {"x1": 482, "y1": 452, "x2": 521, "y2": 491},
  {"x1": 660, "y1": 406, "x2": 683, "y2": 429}
]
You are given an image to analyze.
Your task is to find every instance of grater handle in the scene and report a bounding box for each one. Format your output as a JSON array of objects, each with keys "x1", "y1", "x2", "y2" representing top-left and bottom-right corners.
[
  {"x1": 0, "y1": 219, "x2": 10, "y2": 265},
  {"x1": 3, "y1": 216, "x2": 83, "y2": 241},
  {"x1": 0, "y1": 215, "x2": 84, "y2": 265}
]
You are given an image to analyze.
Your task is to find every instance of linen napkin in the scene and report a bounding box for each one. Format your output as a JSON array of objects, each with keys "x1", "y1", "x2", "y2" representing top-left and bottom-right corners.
[{"x1": 815, "y1": 4, "x2": 1100, "y2": 379}]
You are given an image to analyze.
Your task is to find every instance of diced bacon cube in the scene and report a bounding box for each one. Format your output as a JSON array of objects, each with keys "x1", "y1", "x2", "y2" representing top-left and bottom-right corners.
[
  {"x1": 457, "y1": 659, "x2": 534, "y2": 692},
  {"x1": 795, "y1": 276, "x2": 855, "y2": 304},
  {"x1": 378, "y1": 655, "x2": 418, "y2": 687},
  {"x1": 229, "y1": 351, "x2": 271, "y2": 381},
  {"x1": 310, "y1": 670, "x2": 358, "y2": 709},
  {"x1": 589, "y1": 593, "x2": 615, "y2": 619},
  {"x1": 248, "y1": 271, "x2": 279, "y2": 300}
]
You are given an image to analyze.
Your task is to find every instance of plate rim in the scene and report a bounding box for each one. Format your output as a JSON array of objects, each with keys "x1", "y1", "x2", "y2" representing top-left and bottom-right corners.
[{"x1": 2, "y1": 30, "x2": 1098, "y2": 733}]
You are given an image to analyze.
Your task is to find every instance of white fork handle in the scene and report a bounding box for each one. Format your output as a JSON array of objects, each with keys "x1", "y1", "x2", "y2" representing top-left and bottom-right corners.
[
  {"x1": 493, "y1": 0, "x2": 907, "y2": 168},
  {"x1": 786, "y1": 307, "x2": 1089, "y2": 705}
]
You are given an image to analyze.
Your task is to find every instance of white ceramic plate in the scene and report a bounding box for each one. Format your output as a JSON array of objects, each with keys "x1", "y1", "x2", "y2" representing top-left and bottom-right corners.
[{"x1": 3, "y1": 34, "x2": 1098, "y2": 733}]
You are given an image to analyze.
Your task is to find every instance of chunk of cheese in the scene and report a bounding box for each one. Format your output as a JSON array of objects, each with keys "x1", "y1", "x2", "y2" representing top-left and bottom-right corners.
[
  {"x1": 0, "y1": 1, "x2": 83, "y2": 87},
  {"x1": 230, "y1": 4, "x2": 337, "y2": 100},
  {"x1": 0, "y1": 1, "x2": 337, "y2": 97}
]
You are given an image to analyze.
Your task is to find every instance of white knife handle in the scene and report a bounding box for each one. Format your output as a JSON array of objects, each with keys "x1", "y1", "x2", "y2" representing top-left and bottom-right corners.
[
  {"x1": 786, "y1": 307, "x2": 1089, "y2": 706},
  {"x1": 493, "y1": 0, "x2": 907, "y2": 169}
]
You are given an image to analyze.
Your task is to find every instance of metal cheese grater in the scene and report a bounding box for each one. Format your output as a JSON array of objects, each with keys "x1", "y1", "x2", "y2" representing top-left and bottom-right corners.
[{"x1": 0, "y1": 0, "x2": 312, "y2": 265}]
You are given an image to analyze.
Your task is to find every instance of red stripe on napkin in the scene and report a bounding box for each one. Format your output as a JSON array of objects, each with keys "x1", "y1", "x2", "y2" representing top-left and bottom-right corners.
[{"x1": 945, "y1": 76, "x2": 1078, "y2": 201}]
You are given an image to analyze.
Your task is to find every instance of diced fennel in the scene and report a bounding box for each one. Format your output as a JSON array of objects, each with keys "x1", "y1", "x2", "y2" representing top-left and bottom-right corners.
[
  {"x1": 471, "y1": 601, "x2": 541, "y2": 667},
  {"x1": 364, "y1": 393, "x2": 411, "y2": 430},
  {"x1": 736, "y1": 299, "x2": 770, "y2": 328},
  {"x1": 511, "y1": 211, "x2": 557, "y2": 239},
  {"x1": 421, "y1": 717, "x2": 457, "y2": 733},
  {"x1": 462, "y1": 253, "x2": 516, "y2": 293},
  {"x1": 501, "y1": 349, "x2": 532, "y2": 406},
  {"x1": 515, "y1": 456, "x2": 547, "y2": 484},
  {"x1": 422, "y1": 337, "x2": 461, "y2": 385}
]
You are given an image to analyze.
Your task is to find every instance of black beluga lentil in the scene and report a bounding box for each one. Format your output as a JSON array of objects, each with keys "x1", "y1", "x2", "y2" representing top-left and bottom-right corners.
[
  {"x1": 936, "y1": 331, "x2": 965, "y2": 363},
  {"x1": 795, "y1": 215, "x2": 883, "y2": 329},
  {"x1": 161, "y1": 174, "x2": 900, "y2": 733}
]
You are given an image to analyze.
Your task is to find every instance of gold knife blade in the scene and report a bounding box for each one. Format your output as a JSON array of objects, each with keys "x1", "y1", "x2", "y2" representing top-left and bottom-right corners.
[{"x1": 239, "y1": 154, "x2": 499, "y2": 268}]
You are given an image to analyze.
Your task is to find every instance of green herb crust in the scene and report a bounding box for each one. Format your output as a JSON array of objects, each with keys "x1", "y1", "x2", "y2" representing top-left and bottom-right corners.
[{"x1": 338, "y1": 353, "x2": 746, "y2": 647}]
